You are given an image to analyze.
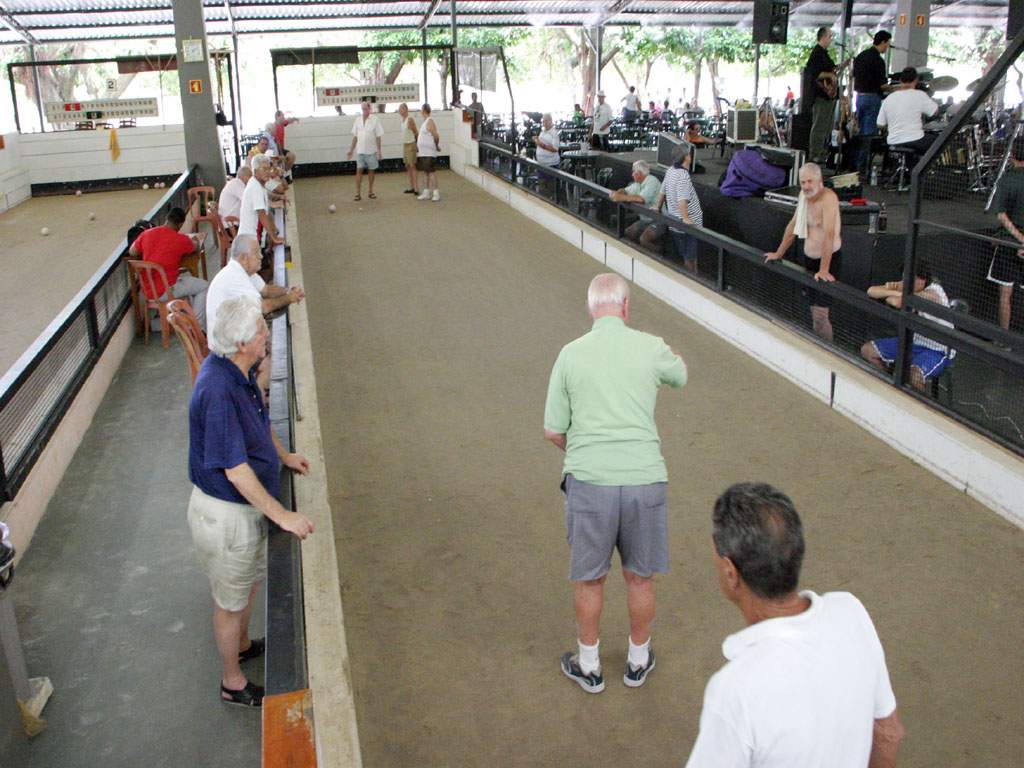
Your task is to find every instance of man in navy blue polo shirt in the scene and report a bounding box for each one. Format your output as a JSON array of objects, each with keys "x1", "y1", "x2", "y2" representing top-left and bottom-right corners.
[{"x1": 187, "y1": 297, "x2": 314, "y2": 708}]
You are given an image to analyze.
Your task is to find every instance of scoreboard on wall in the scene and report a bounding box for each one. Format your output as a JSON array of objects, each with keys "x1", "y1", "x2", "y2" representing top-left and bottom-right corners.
[
  {"x1": 45, "y1": 97, "x2": 159, "y2": 124},
  {"x1": 315, "y1": 84, "x2": 420, "y2": 107}
]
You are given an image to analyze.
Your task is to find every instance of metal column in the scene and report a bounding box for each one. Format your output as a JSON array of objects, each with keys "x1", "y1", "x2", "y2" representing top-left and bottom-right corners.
[{"x1": 172, "y1": 0, "x2": 227, "y2": 189}]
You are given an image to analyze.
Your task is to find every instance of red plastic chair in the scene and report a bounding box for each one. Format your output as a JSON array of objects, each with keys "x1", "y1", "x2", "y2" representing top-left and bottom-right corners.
[{"x1": 168, "y1": 300, "x2": 208, "y2": 384}]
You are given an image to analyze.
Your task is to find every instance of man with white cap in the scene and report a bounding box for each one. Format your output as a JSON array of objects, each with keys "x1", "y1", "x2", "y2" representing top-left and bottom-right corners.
[{"x1": 591, "y1": 90, "x2": 614, "y2": 151}]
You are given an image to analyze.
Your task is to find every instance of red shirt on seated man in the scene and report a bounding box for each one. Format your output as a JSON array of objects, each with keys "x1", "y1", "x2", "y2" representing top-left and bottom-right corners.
[{"x1": 128, "y1": 206, "x2": 210, "y2": 328}]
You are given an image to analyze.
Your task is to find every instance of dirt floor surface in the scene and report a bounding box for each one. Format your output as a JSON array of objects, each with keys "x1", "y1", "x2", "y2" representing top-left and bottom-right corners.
[
  {"x1": 0, "y1": 188, "x2": 164, "y2": 374},
  {"x1": 297, "y1": 171, "x2": 1023, "y2": 768}
]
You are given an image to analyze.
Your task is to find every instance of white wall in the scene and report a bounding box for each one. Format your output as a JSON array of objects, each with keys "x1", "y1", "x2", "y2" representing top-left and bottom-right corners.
[
  {"x1": 450, "y1": 123, "x2": 1024, "y2": 528},
  {"x1": 18, "y1": 124, "x2": 187, "y2": 185},
  {"x1": 0, "y1": 132, "x2": 30, "y2": 213},
  {"x1": 283, "y1": 110, "x2": 456, "y2": 165}
]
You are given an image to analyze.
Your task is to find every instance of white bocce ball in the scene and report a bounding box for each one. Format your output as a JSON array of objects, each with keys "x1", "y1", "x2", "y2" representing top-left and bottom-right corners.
[
  {"x1": 88, "y1": 212, "x2": 96, "y2": 221},
  {"x1": 75, "y1": 189, "x2": 82, "y2": 196},
  {"x1": 142, "y1": 183, "x2": 149, "y2": 190},
  {"x1": 40, "y1": 227, "x2": 50, "y2": 236},
  {"x1": 328, "y1": 204, "x2": 337, "y2": 213}
]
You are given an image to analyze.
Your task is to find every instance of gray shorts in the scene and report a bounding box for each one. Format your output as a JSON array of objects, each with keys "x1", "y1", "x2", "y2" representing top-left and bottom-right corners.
[
  {"x1": 563, "y1": 474, "x2": 669, "y2": 581},
  {"x1": 356, "y1": 153, "x2": 379, "y2": 170}
]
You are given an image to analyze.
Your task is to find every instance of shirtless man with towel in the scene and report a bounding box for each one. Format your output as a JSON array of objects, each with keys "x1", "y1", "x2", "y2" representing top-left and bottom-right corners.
[{"x1": 764, "y1": 163, "x2": 842, "y2": 342}]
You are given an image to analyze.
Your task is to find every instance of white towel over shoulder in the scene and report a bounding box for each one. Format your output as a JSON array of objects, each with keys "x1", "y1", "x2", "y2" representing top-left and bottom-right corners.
[{"x1": 794, "y1": 191, "x2": 809, "y2": 239}]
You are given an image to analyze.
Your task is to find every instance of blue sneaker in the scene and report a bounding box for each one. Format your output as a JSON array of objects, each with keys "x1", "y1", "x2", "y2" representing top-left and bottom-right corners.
[
  {"x1": 623, "y1": 648, "x2": 655, "y2": 688},
  {"x1": 560, "y1": 651, "x2": 604, "y2": 694}
]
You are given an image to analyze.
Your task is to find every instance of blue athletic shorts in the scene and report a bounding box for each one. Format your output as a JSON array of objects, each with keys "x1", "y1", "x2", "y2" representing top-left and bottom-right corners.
[{"x1": 871, "y1": 337, "x2": 952, "y2": 380}]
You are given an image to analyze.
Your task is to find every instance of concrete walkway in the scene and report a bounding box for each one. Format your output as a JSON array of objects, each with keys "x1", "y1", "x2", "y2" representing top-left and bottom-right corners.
[
  {"x1": 8, "y1": 339, "x2": 261, "y2": 768},
  {"x1": 298, "y1": 171, "x2": 1023, "y2": 768}
]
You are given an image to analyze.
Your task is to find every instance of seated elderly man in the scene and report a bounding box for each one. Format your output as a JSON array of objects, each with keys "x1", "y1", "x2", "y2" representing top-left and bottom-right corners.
[
  {"x1": 609, "y1": 160, "x2": 662, "y2": 242},
  {"x1": 861, "y1": 258, "x2": 953, "y2": 391},
  {"x1": 188, "y1": 297, "x2": 314, "y2": 708},
  {"x1": 206, "y1": 234, "x2": 305, "y2": 341},
  {"x1": 218, "y1": 166, "x2": 251, "y2": 231},
  {"x1": 128, "y1": 206, "x2": 208, "y2": 328},
  {"x1": 684, "y1": 482, "x2": 904, "y2": 767},
  {"x1": 246, "y1": 134, "x2": 270, "y2": 167},
  {"x1": 534, "y1": 113, "x2": 561, "y2": 168},
  {"x1": 239, "y1": 154, "x2": 284, "y2": 247}
]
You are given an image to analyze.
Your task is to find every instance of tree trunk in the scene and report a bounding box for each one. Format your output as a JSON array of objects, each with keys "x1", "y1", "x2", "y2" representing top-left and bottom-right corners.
[
  {"x1": 709, "y1": 59, "x2": 722, "y2": 117},
  {"x1": 612, "y1": 59, "x2": 629, "y2": 90},
  {"x1": 692, "y1": 60, "x2": 703, "y2": 108},
  {"x1": 385, "y1": 59, "x2": 404, "y2": 85},
  {"x1": 644, "y1": 61, "x2": 654, "y2": 89}
]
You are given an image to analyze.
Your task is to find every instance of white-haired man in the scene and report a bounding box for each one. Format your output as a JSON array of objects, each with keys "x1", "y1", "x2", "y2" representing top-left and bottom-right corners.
[
  {"x1": 205, "y1": 234, "x2": 305, "y2": 342},
  {"x1": 239, "y1": 154, "x2": 283, "y2": 247},
  {"x1": 610, "y1": 160, "x2": 662, "y2": 242},
  {"x1": 765, "y1": 162, "x2": 842, "y2": 341},
  {"x1": 347, "y1": 100, "x2": 384, "y2": 201},
  {"x1": 534, "y1": 113, "x2": 561, "y2": 168},
  {"x1": 218, "y1": 165, "x2": 251, "y2": 226},
  {"x1": 188, "y1": 297, "x2": 315, "y2": 708},
  {"x1": 544, "y1": 273, "x2": 687, "y2": 694}
]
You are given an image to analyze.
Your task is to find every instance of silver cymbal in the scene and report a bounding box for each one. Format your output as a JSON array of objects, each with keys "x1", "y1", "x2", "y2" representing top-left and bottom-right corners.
[{"x1": 930, "y1": 75, "x2": 959, "y2": 92}]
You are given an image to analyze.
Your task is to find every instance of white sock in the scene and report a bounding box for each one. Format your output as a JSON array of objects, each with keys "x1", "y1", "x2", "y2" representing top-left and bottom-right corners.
[
  {"x1": 628, "y1": 635, "x2": 650, "y2": 669},
  {"x1": 578, "y1": 639, "x2": 600, "y2": 674}
]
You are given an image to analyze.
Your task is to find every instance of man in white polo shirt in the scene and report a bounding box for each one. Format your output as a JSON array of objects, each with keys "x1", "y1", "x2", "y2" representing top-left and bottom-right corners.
[
  {"x1": 206, "y1": 234, "x2": 305, "y2": 341},
  {"x1": 685, "y1": 482, "x2": 905, "y2": 768},
  {"x1": 239, "y1": 154, "x2": 283, "y2": 246}
]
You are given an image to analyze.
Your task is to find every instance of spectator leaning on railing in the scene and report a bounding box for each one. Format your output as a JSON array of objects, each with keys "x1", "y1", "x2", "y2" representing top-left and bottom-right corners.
[
  {"x1": 643, "y1": 143, "x2": 704, "y2": 270},
  {"x1": 187, "y1": 297, "x2": 315, "y2": 709}
]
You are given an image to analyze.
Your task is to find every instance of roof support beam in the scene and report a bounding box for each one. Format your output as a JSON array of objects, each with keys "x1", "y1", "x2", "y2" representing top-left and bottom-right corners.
[
  {"x1": 418, "y1": 0, "x2": 443, "y2": 30},
  {"x1": 0, "y1": 1, "x2": 38, "y2": 45},
  {"x1": 597, "y1": 0, "x2": 637, "y2": 26}
]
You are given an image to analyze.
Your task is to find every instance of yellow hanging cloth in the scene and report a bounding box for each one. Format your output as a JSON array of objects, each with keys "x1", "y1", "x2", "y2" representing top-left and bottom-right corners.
[{"x1": 109, "y1": 127, "x2": 120, "y2": 162}]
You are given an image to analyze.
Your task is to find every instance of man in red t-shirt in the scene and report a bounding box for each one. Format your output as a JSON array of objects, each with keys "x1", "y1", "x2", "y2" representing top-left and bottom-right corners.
[
  {"x1": 128, "y1": 207, "x2": 209, "y2": 328},
  {"x1": 273, "y1": 111, "x2": 298, "y2": 173}
]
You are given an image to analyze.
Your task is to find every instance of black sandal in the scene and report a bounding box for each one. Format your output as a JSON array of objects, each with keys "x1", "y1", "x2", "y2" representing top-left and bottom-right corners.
[
  {"x1": 221, "y1": 680, "x2": 264, "y2": 708},
  {"x1": 239, "y1": 637, "x2": 265, "y2": 663}
]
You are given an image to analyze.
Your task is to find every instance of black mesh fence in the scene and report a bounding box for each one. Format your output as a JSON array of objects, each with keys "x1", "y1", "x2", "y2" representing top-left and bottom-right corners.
[
  {"x1": 0, "y1": 168, "x2": 196, "y2": 499},
  {"x1": 904, "y1": 32, "x2": 1024, "y2": 450},
  {"x1": 480, "y1": 135, "x2": 1024, "y2": 455}
]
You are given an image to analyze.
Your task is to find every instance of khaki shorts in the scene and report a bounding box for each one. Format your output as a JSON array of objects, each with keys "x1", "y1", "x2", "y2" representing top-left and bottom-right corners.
[
  {"x1": 403, "y1": 141, "x2": 417, "y2": 167},
  {"x1": 187, "y1": 486, "x2": 267, "y2": 611}
]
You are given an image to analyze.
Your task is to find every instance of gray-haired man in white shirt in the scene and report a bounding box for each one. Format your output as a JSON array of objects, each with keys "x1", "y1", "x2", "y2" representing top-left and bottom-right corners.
[{"x1": 686, "y1": 482, "x2": 905, "y2": 768}]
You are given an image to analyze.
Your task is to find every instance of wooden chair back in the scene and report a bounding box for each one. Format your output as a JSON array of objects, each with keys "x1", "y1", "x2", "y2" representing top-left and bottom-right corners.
[
  {"x1": 167, "y1": 299, "x2": 208, "y2": 358},
  {"x1": 168, "y1": 311, "x2": 208, "y2": 385}
]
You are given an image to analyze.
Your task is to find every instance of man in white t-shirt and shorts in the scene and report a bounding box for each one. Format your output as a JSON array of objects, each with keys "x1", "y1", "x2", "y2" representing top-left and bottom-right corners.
[
  {"x1": 685, "y1": 482, "x2": 905, "y2": 768},
  {"x1": 346, "y1": 100, "x2": 384, "y2": 202}
]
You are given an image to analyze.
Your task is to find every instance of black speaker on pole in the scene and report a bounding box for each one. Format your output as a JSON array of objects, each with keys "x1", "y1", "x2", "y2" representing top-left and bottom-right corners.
[
  {"x1": 753, "y1": 0, "x2": 790, "y2": 45},
  {"x1": 1010, "y1": 0, "x2": 1024, "y2": 39}
]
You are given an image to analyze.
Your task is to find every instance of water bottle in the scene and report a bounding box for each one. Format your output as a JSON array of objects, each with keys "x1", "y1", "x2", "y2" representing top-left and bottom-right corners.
[{"x1": 878, "y1": 203, "x2": 887, "y2": 233}]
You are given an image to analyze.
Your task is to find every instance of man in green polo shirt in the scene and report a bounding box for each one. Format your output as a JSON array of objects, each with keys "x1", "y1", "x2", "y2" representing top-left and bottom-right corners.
[{"x1": 544, "y1": 272, "x2": 687, "y2": 694}]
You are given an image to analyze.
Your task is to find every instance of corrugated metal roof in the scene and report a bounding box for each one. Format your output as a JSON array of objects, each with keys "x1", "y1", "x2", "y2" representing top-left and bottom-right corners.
[{"x1": 0, "y1": 0, "x2": 1011, "y2": 45}]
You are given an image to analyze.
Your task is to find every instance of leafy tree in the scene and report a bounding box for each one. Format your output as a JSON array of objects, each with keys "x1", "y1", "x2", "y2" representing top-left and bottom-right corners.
[
  {"x1": 611, "y1": 27, "x2": 662, "y2": 90},
  {"x1": 700, "y1": 29, "x2": 756, "y2": 114}
]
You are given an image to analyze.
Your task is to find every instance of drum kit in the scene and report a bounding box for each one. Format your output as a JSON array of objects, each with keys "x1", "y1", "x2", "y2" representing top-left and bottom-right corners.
[{"x1": 884, "y1": 68, "x2": 1022, "y2": 199}]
